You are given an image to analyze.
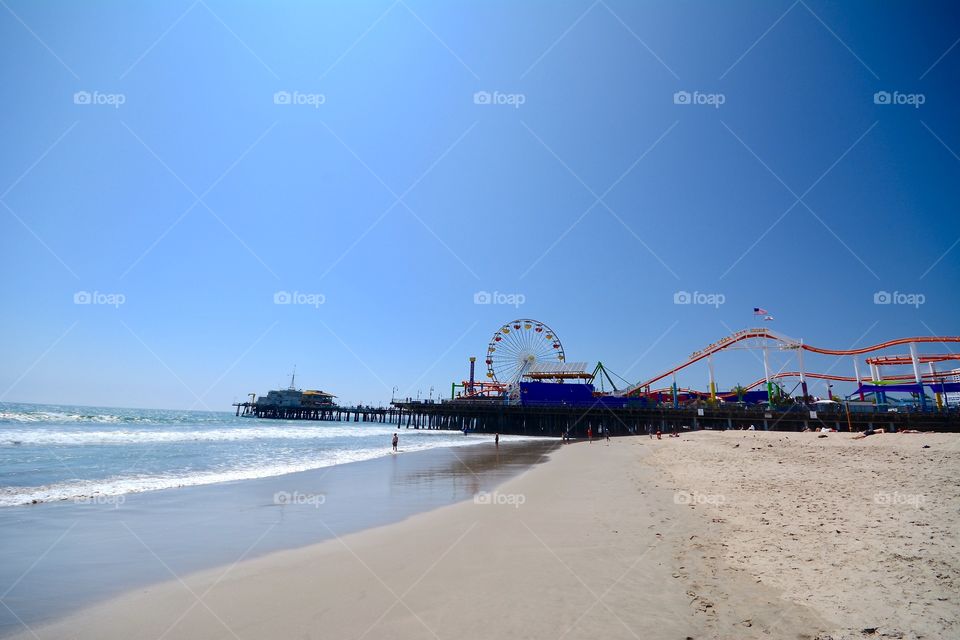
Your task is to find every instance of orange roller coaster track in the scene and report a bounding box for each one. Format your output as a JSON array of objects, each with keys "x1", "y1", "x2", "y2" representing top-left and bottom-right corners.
[
  {"x1": 645, "y1": 369, "x2": 955, "y2": 399},
  {"x1": 865, "y1": 354, "x2": 960, "y2": 366},
  {"x1": 622, "y1": 328, "x2": 960, "y2": 396}
]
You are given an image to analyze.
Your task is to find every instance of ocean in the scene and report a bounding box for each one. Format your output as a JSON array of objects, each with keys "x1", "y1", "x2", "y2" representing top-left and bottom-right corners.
[
  {"x1": 0, "y1": 402, "x2": 531, "y2": 507},
  {"x1": 0, "y1": 403, "x2": 558, "y2": 633}
]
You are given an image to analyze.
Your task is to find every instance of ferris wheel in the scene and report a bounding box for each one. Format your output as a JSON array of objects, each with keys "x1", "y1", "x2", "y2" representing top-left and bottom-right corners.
[{"x1": 485, "y1": 319, "x2": 565, "y2": 384}]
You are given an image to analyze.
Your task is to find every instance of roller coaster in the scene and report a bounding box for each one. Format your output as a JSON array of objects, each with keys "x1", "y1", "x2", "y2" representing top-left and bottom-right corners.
[
  {"x1": 621, "y1": 327, "x2": 960, "y2": 410},
  {"x1": 451, "y1": 322, "x2": 960, "y2": 413}
]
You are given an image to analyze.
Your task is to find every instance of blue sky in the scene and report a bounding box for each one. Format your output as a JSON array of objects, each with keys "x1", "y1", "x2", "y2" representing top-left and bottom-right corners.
[{"x1": 1, "y1": 0, "x2": 958, "y2": 409}]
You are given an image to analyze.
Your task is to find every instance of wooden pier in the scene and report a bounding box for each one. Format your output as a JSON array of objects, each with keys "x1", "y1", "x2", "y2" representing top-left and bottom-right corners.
[
  {"x1": 234, "y1": 399, "x2": 960, "y2": 434},
  {"x1": 388, "y1": 401, "x2": 960, "y2": 435},
  {"x1": 233, "y1": 401, "x2": 403, "y2": 423}
]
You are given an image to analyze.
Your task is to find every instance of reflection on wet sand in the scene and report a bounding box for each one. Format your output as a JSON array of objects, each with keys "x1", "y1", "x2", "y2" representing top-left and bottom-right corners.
[
  {"x1": 391, "y1": 440, "x2": 560, "y2": 501},
  {"x1": 390, "y1": 441, "x2": 559, "y2": 491}
]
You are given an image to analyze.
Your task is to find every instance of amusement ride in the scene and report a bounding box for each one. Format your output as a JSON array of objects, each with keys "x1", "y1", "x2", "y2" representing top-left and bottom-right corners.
[{"x1": 451, "y1": 319, "x2": 960, "y2": 412}]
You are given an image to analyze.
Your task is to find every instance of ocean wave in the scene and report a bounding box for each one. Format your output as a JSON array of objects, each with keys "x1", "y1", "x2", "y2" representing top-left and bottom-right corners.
[
  {"x1": 0, "y1": 408, "x2": 238, "y2": 426},
  {"x1": 0, "y1": 436, "x2": 528, "y2": 507},
  {"x1": 0, "y1": 424, "x2": 446, "y2": 446},
  {"x1": 0, "y1": 411, "x2": 125, "y2": 424}
]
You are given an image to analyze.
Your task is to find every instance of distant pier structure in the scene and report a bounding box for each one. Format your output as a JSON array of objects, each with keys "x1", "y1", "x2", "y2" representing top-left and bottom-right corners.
[
  {"x1": 235, "y1": 369, "x2": 403, "y2": 423},
  {"x1": 234, "y1": 400, "x2": 402, "y2": 423}
]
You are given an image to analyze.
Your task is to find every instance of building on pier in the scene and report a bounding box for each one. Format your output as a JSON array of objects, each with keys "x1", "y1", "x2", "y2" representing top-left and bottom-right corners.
[{"x1": 236, "y1": 369, "x2": 337, "y2": 416}]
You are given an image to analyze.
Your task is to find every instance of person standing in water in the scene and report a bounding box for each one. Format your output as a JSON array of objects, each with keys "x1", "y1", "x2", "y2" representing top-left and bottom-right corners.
[{"x1": 392, "y1": 432, "x2": 399, "y2": 452}]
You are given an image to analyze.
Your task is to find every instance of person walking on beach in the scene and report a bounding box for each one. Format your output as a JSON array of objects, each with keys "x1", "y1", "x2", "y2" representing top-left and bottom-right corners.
[
  {"x1": 587, "y1": 426, "x2": 593, "y2": 442},
  {"x1": 494, "y1": 432, "x2": 499, "y2": 447},
  {"x1": 392, "y1": 432, "x2": 399, "y2": 452}
]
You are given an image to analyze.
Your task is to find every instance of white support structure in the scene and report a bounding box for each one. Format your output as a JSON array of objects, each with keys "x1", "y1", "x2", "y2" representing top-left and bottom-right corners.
[
  {"x1": 909, "y1": 343, "x2": 922, "y2": 384},
  {"x1": 707, "y1": 354, "x2": 716, "y2": 400},
  {"x1": 797, "y1": 346, "x2": 806, "y2": 385},
  {"x1": 929, "y1": 362, "x2": 942, "y2": 409}
]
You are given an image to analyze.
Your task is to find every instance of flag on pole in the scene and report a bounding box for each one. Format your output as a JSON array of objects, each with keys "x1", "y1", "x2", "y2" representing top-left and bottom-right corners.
[{"x1": 753, "y1": 307, "x2": 768, "y2": 315}]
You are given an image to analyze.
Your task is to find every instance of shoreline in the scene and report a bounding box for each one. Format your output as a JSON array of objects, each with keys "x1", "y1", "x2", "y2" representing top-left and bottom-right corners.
[
  {"x1": 11, "y1": 436, "x2": 827, "y2": 640},
  {"x1": 0, "y1": 439, "x2": 557, "y2": 636},
  {"x1": 7, "y1": 432, "x2": 957, "y2": 639}
]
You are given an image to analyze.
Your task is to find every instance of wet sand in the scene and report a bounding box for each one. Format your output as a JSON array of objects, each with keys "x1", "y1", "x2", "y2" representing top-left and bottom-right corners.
[
  {"x1": 0, "y1": 439, "x2": 556, "y2": 636},
  {"x1": 10, "y1": 437, "x2": 827, "y2": 640}
]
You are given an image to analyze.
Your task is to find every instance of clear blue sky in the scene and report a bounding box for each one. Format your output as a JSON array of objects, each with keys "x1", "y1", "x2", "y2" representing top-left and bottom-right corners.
[{"x1": 2, "y1": 0, "x2": 958, "y2": 409}]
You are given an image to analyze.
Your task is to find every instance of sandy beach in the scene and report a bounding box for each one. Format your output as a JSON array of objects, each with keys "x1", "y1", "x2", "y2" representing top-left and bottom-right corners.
[
  {"x1": 649, "y1": 430, "x2": 960, "y2": 640},
  {"x1": 12, "y1": 431, "x2": 959, "y2": 640}
]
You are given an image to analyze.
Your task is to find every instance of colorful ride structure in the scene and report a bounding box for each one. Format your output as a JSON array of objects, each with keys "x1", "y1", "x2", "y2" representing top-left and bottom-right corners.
[
  {"x1": 620, "y1": 328, "x2": 960, "y2": 411},
  {"x1": 450, "y1": 322, "x2": 959, "y2": 412},
  {"x1": 485, "y1": 319, "x2": 565, "y2": 383},
  {"x1": 451, "y1": 319, "x2": 568, "y2": 400}
]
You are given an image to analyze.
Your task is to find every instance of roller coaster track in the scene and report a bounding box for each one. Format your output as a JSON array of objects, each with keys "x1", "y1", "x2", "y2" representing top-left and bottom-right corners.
[
  {"x1": 645, "y1": 367, "x2": 960, "y2": 399},
  {"x1": 622, "y1": 328, "x2": 960, "y2": 396},
  {"x1": 801, "y1": 336, "x2": 960, "y2": 355},
  {"x1": 865, "y1": 354, "x2": 960, "y2": 366},
  {"x1": 736, "y1": 369, "x2": 951, "y2": 392}
]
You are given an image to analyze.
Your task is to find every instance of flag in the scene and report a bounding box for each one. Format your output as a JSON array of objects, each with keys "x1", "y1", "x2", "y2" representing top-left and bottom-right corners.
[{"x1": 753, "y1": 307, "x2": 768, "y2": 315}]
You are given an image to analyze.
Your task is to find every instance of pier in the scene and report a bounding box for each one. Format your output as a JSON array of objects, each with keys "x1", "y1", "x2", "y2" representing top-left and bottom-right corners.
[
  {"x1": 389, "y1": 401, "x2": 960, "y2": 436},
  {"x1": 233, "y1": 401, "x2": 403, "y2": 423},
  {"x1": 234, "y1": 398, "x2": 960, "y2": 434}
]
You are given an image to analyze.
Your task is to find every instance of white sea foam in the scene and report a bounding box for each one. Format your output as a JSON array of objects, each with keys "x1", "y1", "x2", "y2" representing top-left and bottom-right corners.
[
  {"x1": 0, "y1": 424, "x2": 411, "y2": 445},
  {"x1": 0, "y1": 403, "x2": 548, "y2": 508},
  {"x1": 0, "y1": 410, "x2": 123, "y2": 424},
  {"x1": 0, "y1": 434, "x2": 541, "y2": 507},
  {"x1": 0, "y1": 408, "x2": 244, "y2": 426}
]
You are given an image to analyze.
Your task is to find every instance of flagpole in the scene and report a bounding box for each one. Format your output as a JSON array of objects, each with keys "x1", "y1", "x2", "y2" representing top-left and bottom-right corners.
[
  {"x1": 798, "y1": 343, "x2": 808, "y2": 403},
  {"x1": 753, "y1": 306, "x2": 773, "y2": 407}
]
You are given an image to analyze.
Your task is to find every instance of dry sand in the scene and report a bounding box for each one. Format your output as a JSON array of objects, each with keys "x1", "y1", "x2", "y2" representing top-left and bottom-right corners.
[
  {"x1": 13, "y1": 431, "x2": 958, "y2": 640},
  {"x1": 648, "y1": 430, "x2": 960, "y2": 640}
]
